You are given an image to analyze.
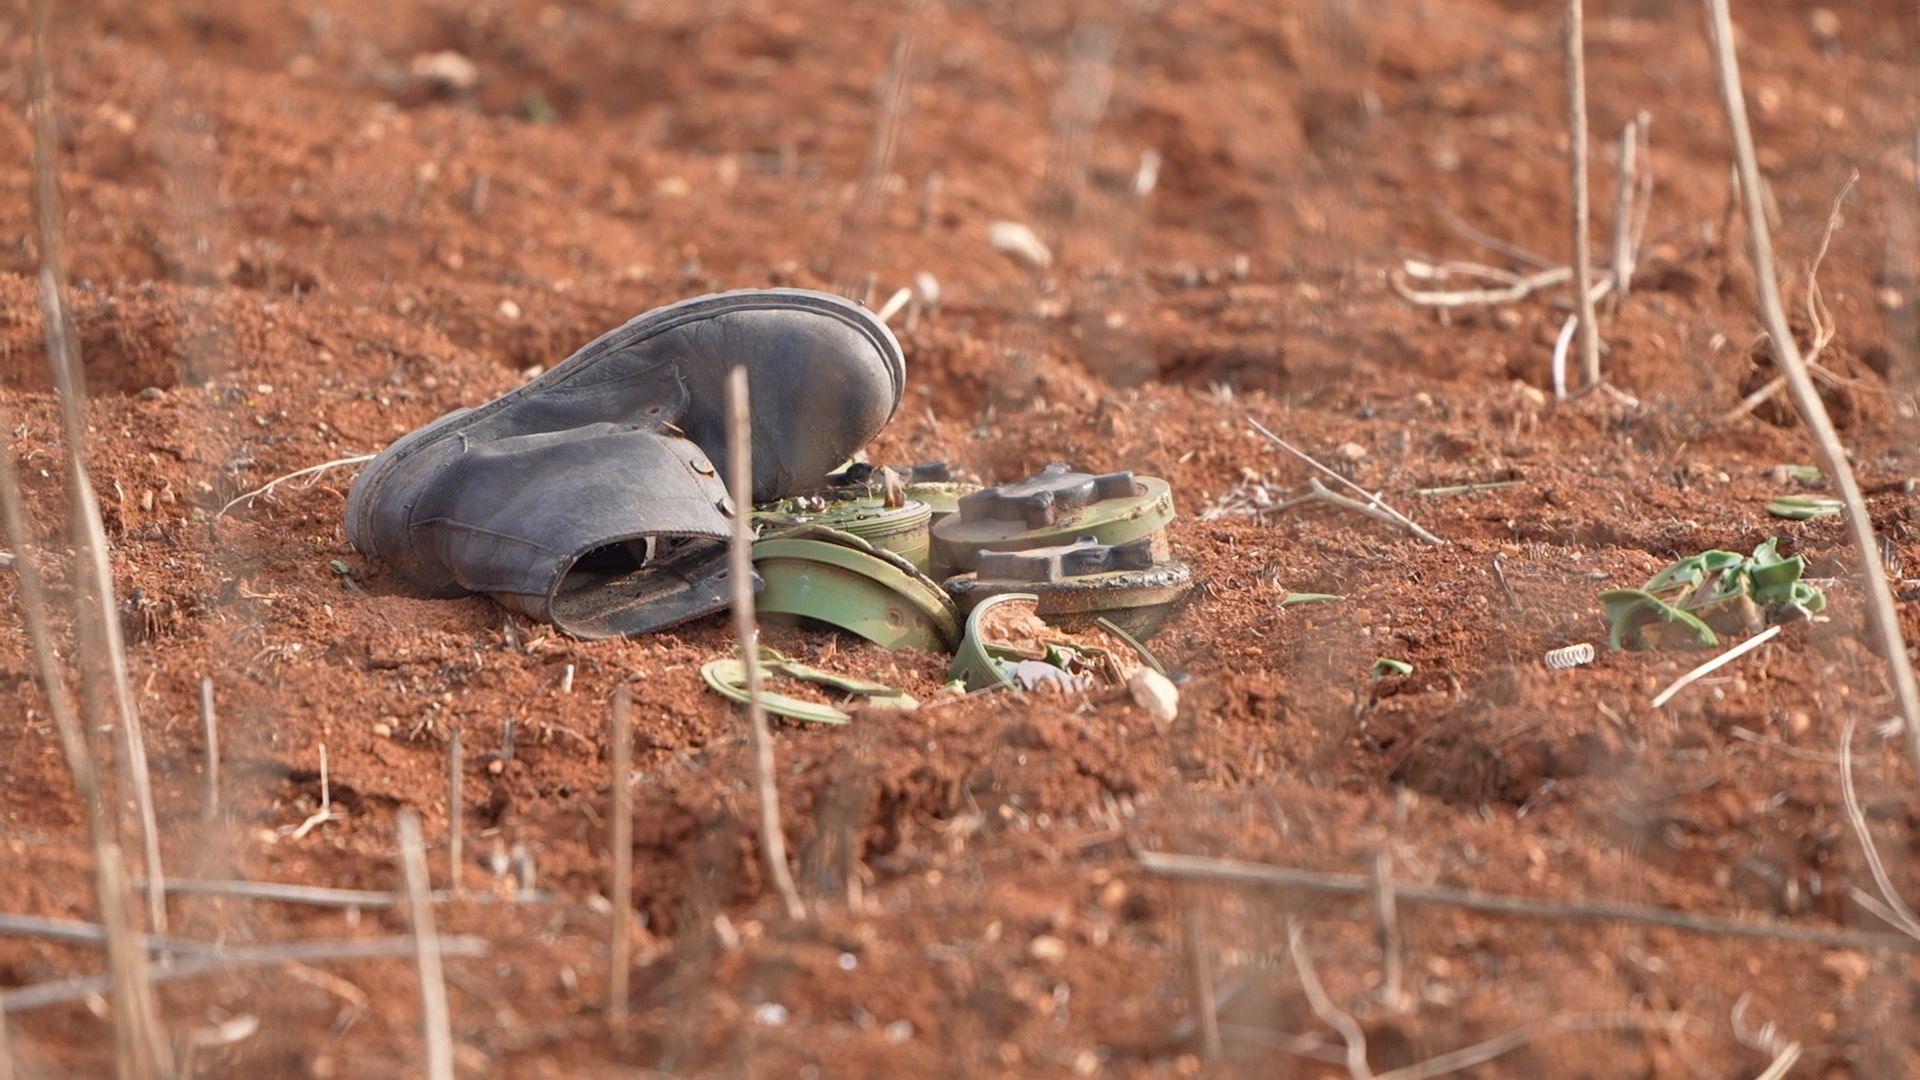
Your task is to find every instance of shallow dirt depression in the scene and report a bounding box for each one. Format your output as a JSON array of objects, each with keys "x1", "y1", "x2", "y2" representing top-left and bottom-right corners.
[{"x1": 1, "y1": 0, "x2": 1918, "y2": 1075}]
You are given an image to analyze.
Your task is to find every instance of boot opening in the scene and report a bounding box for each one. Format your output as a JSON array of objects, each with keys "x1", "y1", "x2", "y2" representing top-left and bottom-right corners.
[{"x1": 548, "y1": 535, "x2": 734, "y2": 638}]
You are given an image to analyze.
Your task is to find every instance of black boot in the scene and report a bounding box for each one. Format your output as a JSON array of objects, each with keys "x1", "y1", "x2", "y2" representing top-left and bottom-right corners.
[{"x1": 345, "y1": 288, "x2": 904, "y2": 637}]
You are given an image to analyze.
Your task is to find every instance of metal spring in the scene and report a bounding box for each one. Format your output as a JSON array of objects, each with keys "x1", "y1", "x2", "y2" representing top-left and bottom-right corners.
[{"x1": 1544, "y1": 642, "x2": 1596, "y2": 670}]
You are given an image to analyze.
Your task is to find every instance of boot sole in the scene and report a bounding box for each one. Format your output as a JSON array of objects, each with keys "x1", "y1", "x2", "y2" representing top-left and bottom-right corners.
[{"x1": 347, "y1": 287, "x2": 905, "y2": 558}]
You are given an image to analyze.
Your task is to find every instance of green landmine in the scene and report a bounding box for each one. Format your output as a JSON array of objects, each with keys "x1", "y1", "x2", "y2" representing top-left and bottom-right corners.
[
  {"x1": 943, "y1": 536, "x2": 1193, "y2": 641},
  {"x1": 824, "y1": 459, "x2": 981, "y2": 531},
  {"x1": 930, "y1": 462, "x2": 1176, "y2": 574},
  {"x1": 755, "y1": 491, "x2": 933, "y2": 572},
  {"x1": 751, "y1": 524, "x2": 959, "y2": 653},
  {"x1": 949, "y1": 592, "x2": 1165, "y2": 693}
]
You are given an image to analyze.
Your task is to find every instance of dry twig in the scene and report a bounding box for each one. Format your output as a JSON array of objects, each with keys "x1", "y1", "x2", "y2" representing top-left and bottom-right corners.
[
  {"x1": 1705, "y1": 0, "x2": 1920, "y2": 766},
  {"x1": 1137, "y1": 850, "x2": 1920, "y2": 951},
  {"x1": 1287, "y1": 923, "x2": 1373, "y2": 1079},
  {"x1": 1246, "y1": 420, "x2": 1443, "y2": 544},
  {"x1": 609, "y1": 686, "x2": 635, "y2": 1034},
  {"x1": 199, "y1": 677, "x2": 219, "y2": 822},
  {"x1": 138, "y1": 877, "x2": 549, "y2": 910},
  {"x1": 214, "y1": 454, "x2": 376, "y2": 519},
  {"x1": 1565, "y1": 0, "x2": 1601, "y2": 387},
  {"x1": 1183, "y1": 907, "x2": 1221, "y2": 1059},
  {"x1": 1650, "y1": 625, "x2": 1782, "y2": 709},
  {"x1": 0, "y1": 935, "x2": 488, "y2": 1014},
  {"x1": 24, "y1": 2, "x2": 168, "y2": 1069},
  {"x1": 1838, "y1": 715, "x2": 1920, "y2": 940},
  {"x1": 447, "y1": 728, "x2": 464, "y2": 895},
  {"x1": 725, "y1": 368, "x2": 807, "y2": 921},
  {"x1": 397, "y1": 812, "x2": 454, "y2": 1080}
]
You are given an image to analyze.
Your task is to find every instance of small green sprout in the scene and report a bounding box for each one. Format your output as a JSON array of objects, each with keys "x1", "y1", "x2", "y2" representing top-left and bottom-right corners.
[
  {"x1": 1601, "y1": 537, "x2": 1824, "y2": 650},
  {"x1": 1371, "y1": 658, "x2": 1414, "y2": 677}
]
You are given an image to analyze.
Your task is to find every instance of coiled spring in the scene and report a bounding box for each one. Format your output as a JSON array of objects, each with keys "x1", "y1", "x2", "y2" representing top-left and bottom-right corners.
[{"x1": 1544, "y1": 642, "x2": 1596, "y2": 670}]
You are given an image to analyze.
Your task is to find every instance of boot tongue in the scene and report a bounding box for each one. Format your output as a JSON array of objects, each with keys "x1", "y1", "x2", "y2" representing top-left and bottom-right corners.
[{"x1": 416, "y1": 423, "x2": 739, "y2": 638}]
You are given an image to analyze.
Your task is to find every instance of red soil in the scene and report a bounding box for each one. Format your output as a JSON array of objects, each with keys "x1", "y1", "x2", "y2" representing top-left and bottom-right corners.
[{"x1": 1, "y1": 0, "x2": 1917, "y2": 1074}]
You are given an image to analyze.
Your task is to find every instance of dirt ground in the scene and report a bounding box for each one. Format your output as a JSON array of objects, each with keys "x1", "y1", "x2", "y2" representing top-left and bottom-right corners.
[{"x1": 1, "y1": 0, "x2": 1919, "y2": 1074}]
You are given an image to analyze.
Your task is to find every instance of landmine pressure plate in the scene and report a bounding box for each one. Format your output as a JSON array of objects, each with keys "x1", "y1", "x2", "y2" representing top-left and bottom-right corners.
[
  {"x1": 930, "y1": 463, "x2": 1175, "y2": 573},
  {"x1": 943, "y1": 535, "x2": 1192, "y2": 640}
]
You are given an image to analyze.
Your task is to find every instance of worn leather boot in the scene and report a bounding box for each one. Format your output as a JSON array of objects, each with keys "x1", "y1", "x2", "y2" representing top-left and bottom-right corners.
[{"x1": 345, "y1": 288, "x2": 904, "y2": 637}]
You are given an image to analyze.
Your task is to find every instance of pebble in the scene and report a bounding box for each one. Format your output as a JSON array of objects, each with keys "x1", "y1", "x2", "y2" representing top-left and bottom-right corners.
[
  {"x1": 1334, "y1": 441, "x2": 1368, "y2": 461},
  {"x1": 1127, "y1": 668, "x2": 1179, "y2": 724},
  {"x1": 497, "y1": 298, "x2": 522, "y2": 320},
  {"x1": 987, "y1": 221, "x2": 1053, "y2": 269},
  {"x1": 1027, "y1": 934, "x2": 1067, "y2": 962}
]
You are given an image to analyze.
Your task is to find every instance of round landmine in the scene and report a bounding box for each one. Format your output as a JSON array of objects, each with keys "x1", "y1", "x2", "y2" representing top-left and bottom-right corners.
[
  {"x1": 943, "y1": 537, "x2": 1193, "y2": 640},
  {"x1": 751, "y1": 525, "x2": 958, "y2": 652},
  {"x1": 755, "y1": 492, "x2": 932, "y2": 572},
  {"x1": 825, "y1": 460, "x2": 980, "y2": 530},
  {"x1": 930, "y1": 462, "x2": 1175, "y2": 574}
]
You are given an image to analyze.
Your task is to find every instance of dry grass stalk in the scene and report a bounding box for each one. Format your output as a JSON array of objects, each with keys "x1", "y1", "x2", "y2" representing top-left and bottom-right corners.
[
  {"x1": 29, "y1": 0, "x2": 167, "y2": 938},
  {"x1": 608, "y1": 686, "x2": 635, "y2": 1034},
  {"x1": 1838, "y1": 716, "x2": 1920, "y2": 940},
  {"x1": 1182, "y1": 906, "x2": 1221, "y2": 1059},
  {"x1": 24, "y1": 1, "x2": 169, "y2": 1070},
  {"x1": 1564, "y1": 0, "x2": 1601, "y2": 387},
  {"x1": 1246, "y1": 420, "x2": 1444, "y2": 544},
  {"x1": 1609, "y1": 116, "x2": 1642, "y2": 297},
  {"x1": 447, "y1": 729, "x2": 464, "y2": 895},
  {"x1": 1137, "y1": 850, "x2": 1920, "y2": 951},
  {"x1": 1714, "y1": 172, "x2": 1856, "y2": 426},
  {"x1": 1649, "y1": 624, "x2": 1781, "y2": 708},
  {"x1": 213, "y1": 453, "x2": 375, "y2": 520},
  {"x1": 0, "y1": 913, "x2": 214, "y2": 956},
  {"x1": 1704, "y1": 0, "x2": 1920, "y2": 767},
  {"x1": 1371, "y1": 852, "x2": 1408, "y2": 1010},
  {"x1": 1286, "y1": 923, "x2": 1373, "y2": 1079},
  {"x1": 1, "y1": 935, "x2": 489, "y2": 1014},
  {"x1": 141, "y1": 876, "x2": 549, "y2": 910},
  {"x1": 725, "y1": 368, "x2": 806, "y2": 921},
  {"x1": 397, "y1": 812, "x2": 455, "y2": 1080},
  {"x1": 198, "y1": 677, "x2": 218, "y2": 822}
]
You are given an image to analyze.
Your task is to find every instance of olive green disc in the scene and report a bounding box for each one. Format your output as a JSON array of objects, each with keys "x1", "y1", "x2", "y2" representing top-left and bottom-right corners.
[
  {"x1": 751, "y1": 527, "x2": 959, "y2": 652},
  {"x1": 755, "y1": 494, "x2": 933, "y2": 572},
  {"x1": 930, "y1": 463, "x2": 1175, "y2": 573}
]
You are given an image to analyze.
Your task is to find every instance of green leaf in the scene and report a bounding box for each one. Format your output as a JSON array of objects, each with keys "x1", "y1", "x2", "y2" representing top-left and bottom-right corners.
[
  {"x1": 1643, "y1": 550, "x2": 1744, "y2": 594},
  {"x1": 1767, "y1": 495, "x2": 1844, "y2": 520},
  {"x1": 1371, "y1": 658, "x2": 1413, "y2": 677},
  {"x1": 1601, "y1": 588, "x2": 1717, "y2": 650},
  {"x1": 1280, "y1": 592, "x2": 1343, "y2": 607}
]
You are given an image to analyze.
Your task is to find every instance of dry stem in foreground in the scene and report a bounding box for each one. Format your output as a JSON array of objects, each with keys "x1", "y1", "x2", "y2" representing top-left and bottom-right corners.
[{"x1": 1703, "y1": 0, "x2": 1920, "y2": 768}]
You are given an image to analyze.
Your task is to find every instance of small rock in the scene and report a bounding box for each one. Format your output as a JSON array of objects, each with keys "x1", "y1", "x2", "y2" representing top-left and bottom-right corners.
[
  {"x1": 1127, "y1": 668, "x2": 1179, "y2": 724},
  {"x1": 913, "y1": 270, "x2": 941, "y2": 307},
  {"x1": 408, "y1": 51, "x2": 479, "y2": 94},
  {"x1": 1027, "y1": 934, "x2": 1067, "y2": 962},
  {"x1": 1819, "y1": 950, "x2": 1871, "y2": 983},
  {"x1": 1334, "y1": 441, "x2": 1368, "y2": 462},
  {"x1": 371, "y1": 722, "x2": 393, "y2": 738},
  {"x1": 497, "y1": 298, "x2": 521, "y2": 320},
  {"x1": 987, "y1": 221, "x2": 1052, "y2": 269}
]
